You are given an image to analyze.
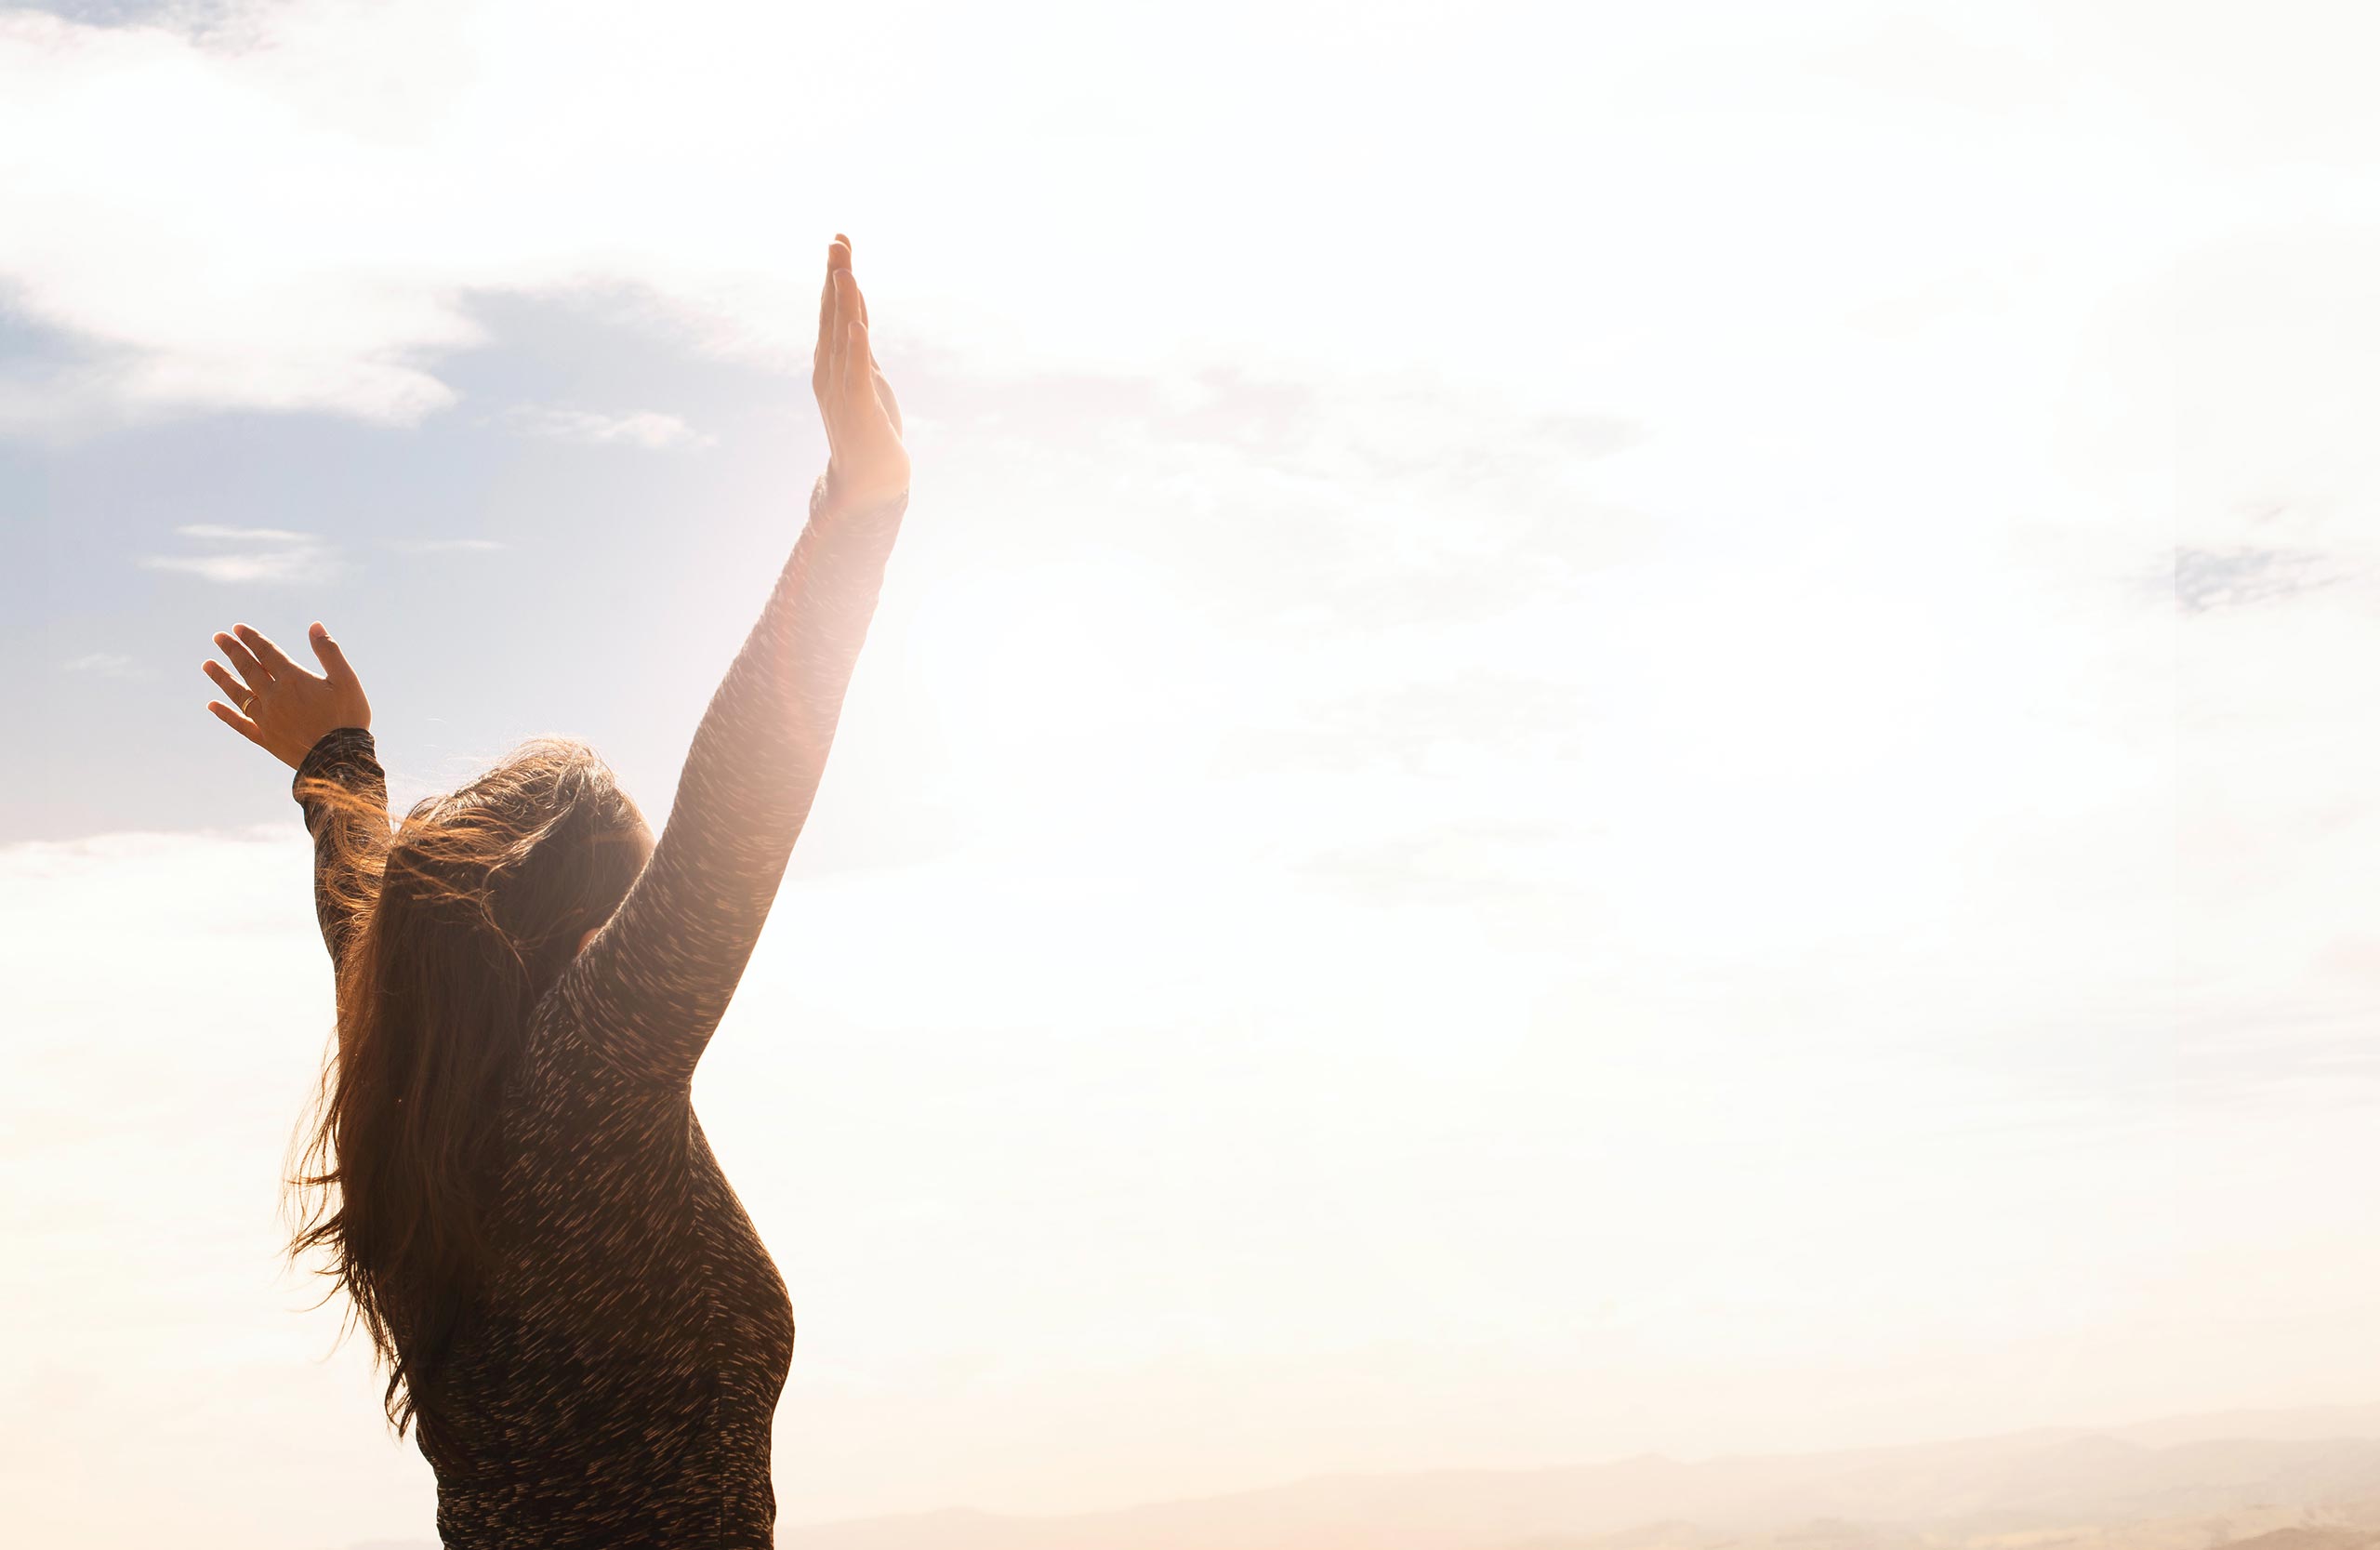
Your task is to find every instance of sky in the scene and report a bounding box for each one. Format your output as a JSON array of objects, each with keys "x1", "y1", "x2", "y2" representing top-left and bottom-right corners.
[{"x1": 4, "y1": 0, "x2": 2380, "y2": 1546}]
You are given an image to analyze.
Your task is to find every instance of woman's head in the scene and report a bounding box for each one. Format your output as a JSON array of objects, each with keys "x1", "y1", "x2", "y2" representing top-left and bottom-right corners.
[
  {"x1": 376, "y1": 738, "x2": 655, "y2": 987},
  {"x1": 284, "y1": 736, "x2": 652, "y2": 1441}
]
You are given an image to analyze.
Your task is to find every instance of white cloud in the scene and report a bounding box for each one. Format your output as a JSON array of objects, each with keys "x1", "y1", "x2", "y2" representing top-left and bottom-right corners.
[
  {"x1": 60, "y1": 650, "x2": 144, "y2": 677},
  {"x1": 174, "y1": 522, "x2": 313, "y2": 542},
  {"x1": 501, "y1": 404, "x2": 713, "y2": 450},
  {"x1": 0, "y1": 0, "x2": 2321, "y2": 437},
  {"x1": 140, "y1": 550, "x2": 328, "y2": 583},
  {"x1": 139, "y1": 522, "x2": 336, "y2": 583}
]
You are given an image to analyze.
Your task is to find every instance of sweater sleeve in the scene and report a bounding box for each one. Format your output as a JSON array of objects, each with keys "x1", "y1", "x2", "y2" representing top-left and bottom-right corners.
[
  {"x1": 291, "y1": 724, "x2": 391, "y2": 968},
  {"x1": 549, "y1": 479, "x2": 908, "y2": 1092}
]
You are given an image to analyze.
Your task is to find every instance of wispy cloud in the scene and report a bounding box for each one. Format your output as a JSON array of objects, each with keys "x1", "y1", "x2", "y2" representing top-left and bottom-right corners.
[
  {"x1": 139, "y1": 523, "x2": 336, "y2": 585},
  {"x1": 60, "y1": 651, "x2": 146, "y2": 678},
  {"x1": 172, "y1": 523, "x2": 313, "y2": 543},
  {"x1": 386, "y1": 537, "x2": 507, "y2": 554},
  {"x1": 2175, "y1": 545, "x2": 2343, "y2": 613},
  {"x1": 503, "y1": 404, "x2": 714, "y2": 450}
]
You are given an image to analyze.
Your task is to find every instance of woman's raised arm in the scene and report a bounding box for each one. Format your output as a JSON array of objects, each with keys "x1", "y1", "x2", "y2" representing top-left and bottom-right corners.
[
  {"x1": 291, "y1": 725, "x2": 390, "y2": 968},
  {"x1": 202, "y1": 620, "x2": 385, "y2": 966},
  {"x1": 549, "y1": 234, "x2": 911, "y2": 1093}
]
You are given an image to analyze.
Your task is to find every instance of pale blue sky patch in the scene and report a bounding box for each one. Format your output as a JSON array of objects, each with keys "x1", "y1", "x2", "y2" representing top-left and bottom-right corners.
[
  {"x1": 4, "y1": 1, "x2": 222, "y2": 23},
  {"x1": 2175, "y1": 544, "x2": 2346, "y2": 613}
]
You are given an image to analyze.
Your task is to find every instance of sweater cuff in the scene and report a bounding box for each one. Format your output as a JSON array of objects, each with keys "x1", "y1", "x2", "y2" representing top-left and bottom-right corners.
[
  {"x1": 291, "y1": 725, "x2": 379, "y2": 801},
  {"x1": 810, "y1": 474, "x2": 909, "y2": 538}
]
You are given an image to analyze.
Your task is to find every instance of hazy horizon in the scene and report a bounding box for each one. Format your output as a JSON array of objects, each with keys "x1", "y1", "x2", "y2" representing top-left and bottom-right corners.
[
  {"x1": 7, "y1": 2, "x2": 2379, "y2": 1547},
  {"x1": 323, "y1": 1399, "x2": 2380, "y2": 1550}
]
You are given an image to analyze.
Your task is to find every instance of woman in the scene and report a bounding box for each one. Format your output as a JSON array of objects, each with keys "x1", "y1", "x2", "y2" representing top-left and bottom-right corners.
[{"x1": 199, "y1": 236, "x2": 910, "y2": 1548}]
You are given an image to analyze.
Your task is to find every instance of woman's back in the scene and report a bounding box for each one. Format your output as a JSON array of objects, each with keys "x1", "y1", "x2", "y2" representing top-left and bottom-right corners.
[{"x1": 417, "y1": 987, "x2": 795, "y2": 1547}]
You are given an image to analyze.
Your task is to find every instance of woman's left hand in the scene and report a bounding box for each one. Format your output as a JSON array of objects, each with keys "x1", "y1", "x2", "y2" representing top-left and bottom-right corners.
[
  {"x1": 813, "y1": 233, "x2": 910, "y2": 517},
  {"x1": 202, "y1": 620, "x2": 373, "y2": 770}
]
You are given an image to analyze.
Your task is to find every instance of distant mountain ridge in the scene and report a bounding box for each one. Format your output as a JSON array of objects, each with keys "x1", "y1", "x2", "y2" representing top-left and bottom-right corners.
[
  {"x1": 334, "y1": 1402, "x2": 2380, "y2": 1550},
  {"x1": 773, "y1": 1408, "x2": 2380, "y2": 1550}
]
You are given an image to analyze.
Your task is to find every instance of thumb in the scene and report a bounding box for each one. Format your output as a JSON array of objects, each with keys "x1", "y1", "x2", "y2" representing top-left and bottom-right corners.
[{"x1": 309, "y1": 621, "x2": 357, "y2": 684}]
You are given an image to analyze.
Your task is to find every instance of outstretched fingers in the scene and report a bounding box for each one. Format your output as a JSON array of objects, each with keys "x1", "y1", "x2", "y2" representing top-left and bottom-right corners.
[
  {"x1": 307, "y1": 621, "x2": 357, "y2": 686},
  {"x1": 206, "y1": 697, "x2": 269, "y2": 749},
  {"x1": 844, "y1": 317, "x2": 883, "y2": 426},
  {"x1": 234, "y1": 622, "x2": 299, "y2": 679},
  {"x1": 835, "y1": 268, "x2": 864, "y2": 395},
  {"x1": 831, "y1": 251, "x2": 887, "y2": 412},
  {"x1": 202, "y1": 658, "x2": 250, "y2": 707},
  {"x1": 815, "y1": 235, "x2": 852, "y2": 396},
  {"x1": 814, "y1": 247, "x2": 837, "y2": 374},
  {"x1": 214, "y1": 629, "x2": 271, "y2": 692}
]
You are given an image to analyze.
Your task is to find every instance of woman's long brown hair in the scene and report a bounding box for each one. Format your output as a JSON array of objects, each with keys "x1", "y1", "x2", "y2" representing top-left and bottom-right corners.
[{"x1": 282, "y1": 737, "x2": 650, "y2": 1441}]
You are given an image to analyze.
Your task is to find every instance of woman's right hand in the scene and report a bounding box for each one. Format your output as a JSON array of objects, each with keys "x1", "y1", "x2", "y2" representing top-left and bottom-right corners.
[
  {"x1": 202, "y1": 620, "x2": 373, "y2": 771},
  {"x1": 813, "y1": 233, "x2": 910, "y2": 517}
]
